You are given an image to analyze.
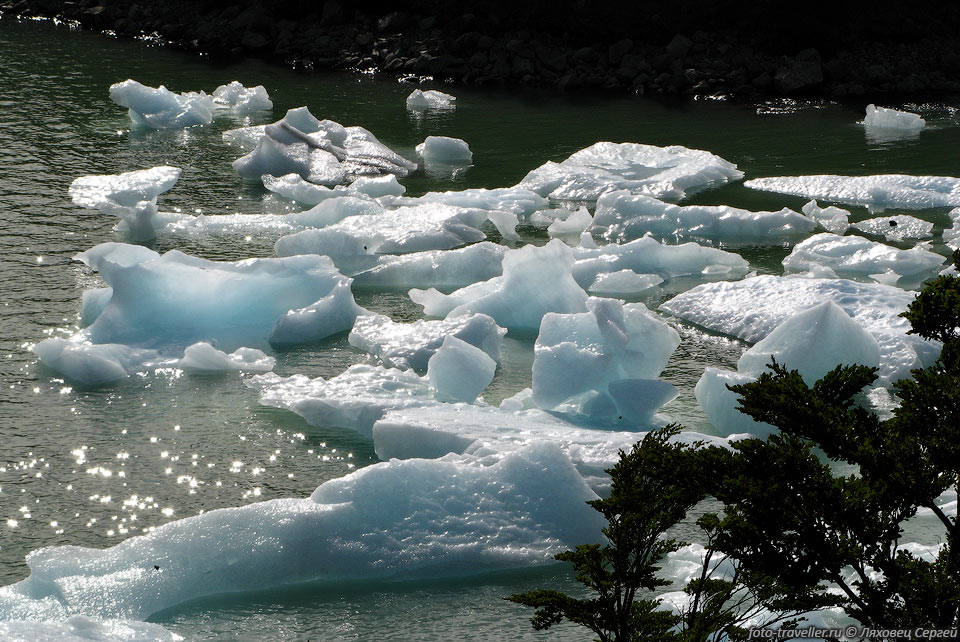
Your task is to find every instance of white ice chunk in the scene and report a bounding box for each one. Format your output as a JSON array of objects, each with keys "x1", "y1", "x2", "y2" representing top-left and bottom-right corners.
[
  {"x1": 863, "y1": 104, "x2": 925, "y2": 131},
  {"x1": 737, "y1": 300, "x2": 881, "y2": 385},
  {"x1": 852, "y1": 214, "x2": 935, "y2": 241},
  {"x1": 802, "y1": 199, "x2": 850, "y2": 234},
  {"x1": 588, "y1": 270, "x2": 663, "y2": 295},
  {"x1": 210, "y1": 81, "x2": 273, "y2": 114},
  {"x1": 782, "y1": 233, "x2": 945, "y2": 285},
  {"x1": 416, "y1": 136, "x2": 473, "y2": 163},
  {"x1": 694, "y1": 368, "x2": 775, "y2": 437},
  {"x1": 234, "y1": 136, "x2": 346, "y2": 185},
  {"x1": 348, "y1": 312, "x2": 505, "y2": 371},
  {"x1": 0, "y1": 444, "x2": 602, "y2": 622},
  {"x1": 532, "y1": 297, "x2": 680, "y2": 420},
  {"x1": 0, "y1": 616, "x2": 182, "y2": 642},
  {"x1": 571, "y1": 235, "x2": 749, "y2": 284},
  {"x1": 69, "y1": 167, "x2": 181, "y2": 209},
  {"x1": 547, "y1": 206, "x2": 593, "y2": 239},
  {"x1": 32, "y1": 339, "x2": 159, "y2": 387},
  {"x1": 176, "y1": 342, "x2": 275, "y2": 373},
  {"x1": 517, "y1": 142, "x2": 743, "y2": 202},
  {"x1": 406, "y1": 89, "x2": 456, "y2": 110},
  {"x1": 352, "y1": 242, "x2": 507, "y2": 290},
  {"x1": 350, "y1": 175, "x2": 406, "y2": 198},
  {"x1": 80, "y1": 288, "x2": 113, "y2": 327},
  {"x1": 745, "y1": 175, "x2": 960, "y2": 211},
  {"x1": 590, "y1": 191, "x2": 814, "y2": 242},
  {"x1": 409, "y1": 239, "x2": 589, "y2": 332},
  {"x1": 109, "y1": 80, "x2": 214, "y2": 129},
  {"x1": 75, "y1": 243, "x2": 362, "y2": 351},
  {"x1": 427, "y1": 336, "x2": 497, "y2": 403},
  {"x1": 661, "y1": 275, "x2": 941, "y2": 385},
  {"x1": 381, "y1": 187, "x2": 548, "y2": 218},
  {"x1": 945, "y1": 208, "x2": 960, "y2": 251}
]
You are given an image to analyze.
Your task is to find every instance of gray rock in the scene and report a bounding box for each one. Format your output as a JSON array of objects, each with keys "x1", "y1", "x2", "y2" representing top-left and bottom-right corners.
[
  {"x1": 775, "y1": 49, "x2": 822, "y2": 93},
  {"x1": 608, "y1": 38, "x2": 633, "y2": 65},
  {"x1": 665, "y1": 34, "x2": 693, "y2": 58}
]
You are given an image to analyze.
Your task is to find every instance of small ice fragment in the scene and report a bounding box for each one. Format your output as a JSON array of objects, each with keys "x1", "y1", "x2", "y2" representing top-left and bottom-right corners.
[
  {"x1": 406, "y1": 89, "x2": 456, "y2": 110},
  {"x1": 177, "y1": 343, "x2": 275, "y2": 373},
  {"x1": 427, "y1": 335, "x2": 497, "y2": 403},
  {"x1": 416, "y1": 136, "x2": 473, "y2": 163},
  {"x1": 863, "y1": 104, "x2": 925, "y2": 131}
]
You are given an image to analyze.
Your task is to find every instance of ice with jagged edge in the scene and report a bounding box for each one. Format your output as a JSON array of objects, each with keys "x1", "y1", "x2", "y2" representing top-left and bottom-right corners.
[
  {"x1": 263, "y1": 173, "x2": 406, "y2": 205},
  {"x1": 380, "y1": 187, "x2": 548, "y2": 218},
  {"x1": 406, "y1": 89, "x2": 456, "y2": 110},
  {"x1": 863, "y1": 104, "x2": 925, "y2": 132},
  {"x1": 348, "y1": 312, "x2": 505, "y2": 372},
  {"x1": 0, "y1": 444, "x2": 603, "y2": 623},
  {"x1": 109, "y1": 80, "x2": 272, "y2": 129},
  {"x1": 946, "y1": 208, "x2": 960, "y2": 251},
  {"x1": 227, "y1": 107, "x2": 417, "y2": 186},
  {"x1": 517, "y1": 142, "x2": 744, "y2": 202},
  {"x1": 547, "y1": 206, "x2": 593, "y2": 240},
  {"x1": 409, "y1": 239, "x2": 589, "y2": 332},
  {"x1": 416, "y1": 136, "x2": 472, "y2": 163},
  {"x1": 0, "y1": 616, "x2": 182, "y2": 642},
  {"x1": 427, "y1": 336, "x2": 497, "y2": 403},
  {"x1": 745, "y1": 174, "x2": 960, "y2": 211},
  {"x1": 782, "y1": 232, "x2": 945, "y2": 286},
  {"x1": 852, "y1": 214, "x2": 934, "y2": 242},
  {"x1": 802, "y1": 199, "x2": 850, "y2": 234},
  {"x1": 69, "y1": 166, "x2": 183, "y2": 242},
  {"x1": 176, "y1": 342, "x2": 275, "y2": 374},
  {"x1": 532, "y1": 297, "x2": 680, "y2": 422},
  {"x1": 590, "y1": 191, "x2": 815, "y2": 242},
  {"x1": 210, "y1": 80, "x2": 273, "y2": 114},
  {"x1": 661, "y1": 275, "x2": 941, "y2": 386},
  {"x1": 275, "y1": 201, "x2": 514, "y2": 274},
  {"x1": 352, "y1": 242, "x2": 508, "y2": 290}
]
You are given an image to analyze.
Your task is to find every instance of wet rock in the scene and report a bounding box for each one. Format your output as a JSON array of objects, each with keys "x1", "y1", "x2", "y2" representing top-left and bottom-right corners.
[
  {"x1": 665, "y1": 33, "x2": 692, "y2": 58},
  {"x1": 377, "y1": 11, "x2": 408, "y2": 33},
  {"x1": 775, "y1": 48, "x2": 822, "y2": 93},
  {"x1": 608, "y1": 38, "x2": 633, "y2": 65}
]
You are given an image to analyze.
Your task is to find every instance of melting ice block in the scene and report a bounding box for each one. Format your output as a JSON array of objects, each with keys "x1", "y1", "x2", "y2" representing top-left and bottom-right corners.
[
  {"x1": 409, "y1": 239, "x2": 589, "y2": 332},
  {"x1": 802, "y1": 200, "x2": 850, "y2": 234},
  {"x1": 517, "y1": 142, "x2": 743, "y2": 202},
  {"x1": 547, "y1": 207, "x2": 593, "y2": 239},
  {"x1": 532, "y1": 297, "x2": 680, "y2": 421},
  {"x1": 381, "y1": 187, "x2": 548, "y2": 218},
  {"x1": 109, "y1": 80, "x2": 214, "y2": 129},
  {"x1": 0, "y1": 444, "x2": 603, "y2": 622},
  {"x1": 176, "y1": 342, "x2": 275, "y2": 374},
  {"x1": 590, "y1": 191, "x2": 814, "y2": 242},
  {"x1": 745, "y1": 174, "x2": 960, "y2": 211},
  {"x1": 210, "y1": 80, "x2": 273, "y2": 114},
  {"x1": 782, "y1": 233, "x2": 945, "y2": 285},
  {"x1": 32, "y1": 340, "x2": 160, "y2": 387},
  {"x1": 737, "y1": 300, "x2": 881, "y2": 384},
  {"x1": 427, "y1": 336, "x2": 497, "y2": 403},
  {"x1": 348, "y1": 312, "x2": 505, "y2": 371},
  {"x1": 416, "y1": 136, "x2": 473, "y2": 163},
  {"x1": 945, "y1": 208, "x2": 960, "y2": 251},
  {"x1": 588, "y1": 270, "x2": 663, "y2": 295},
  {"x1": 352, "y1": 242, "x2": 507, "y2": 290},
  {"x1": 694, "y1": 368, "x2": 775, "y2": 437},
  {"x1": 0, "y1": 616, "x2": 182, "y2": 642},
  {"x1": 406, "y1": 89, "x2": 456, "y2": 110},
  {"x1": 661, "y1": 275, "x2": 941, "y2": 385},
  {"x1": 852, "y1": 214, "x2": 934, "y2": 242},
  {"x1": 863, "y1": 104, "x2": 925, "y2": 132}
]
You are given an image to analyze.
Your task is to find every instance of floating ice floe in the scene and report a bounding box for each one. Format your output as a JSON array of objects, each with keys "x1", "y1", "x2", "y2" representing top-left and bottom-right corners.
[
  {"x1": 852, "y1": 214, "x2": 934, "y2": 242},
  {"x1": 532, "y1": 297, "x2": 680, "y2": 422},
  {"x1": 945, "y1": 208, "x2": 960, "y2": 251},
  {"x1": 409, "y1": 239, "x2": 589, "y2": 332},
  {"x1": 0, "y1": 444, "x2": 603, "y2": 622},
  {"x1": 0, "y1": 616, "x2": 182, "y2": 642},
  {"x1": 661, "y1": 275, "x2": 941, "y2": 386},
  {"x1": 694, "y1": 368, "x2": 776, "y2": 437},
  {"x1": 210, "y1": 80, "x2": 273, "y2": 114},
  {"x1": 547, "y1": 206, "x2": 593, "y2": 240},
  {"x1": 427, "y1": 336, "x2": 497, "y2": 403},
  {"x1": 745, "y1": 174, "x2": 960, "y2": 211},
  {"x1": 69, "y1": 166, "x2": 183, "y2": 242},
  {"x1": 863, "y1": 104, "x2": 925, "y2": 132},
  {"x1": 590, "y1": 191, "x2": 815, "y2": 242},
  {"x1": 782, "y1": 232, "x2": 945, "y2": 286},
  {"x1": 32, "y1": 340, "x2": 162, "y2": 387},
  {"x1": 109, "y1": 80, "x2": 272, "y2": 129},
  {"x1": 380, "y1": 187, "x2": 548, "y2": 218},
  {"x1": 262, "y1": 173, "x2": 406, "y2": 205},
  {"x1": 348, "y1": 312, "x2": 505, "y2": 372},
  {"x1": 416, "y1": 136, "x2": 472, "y2": 163},
  {"x1": 352, "y1": 242, "x2": 508, "y2": 290},
  {"x1": 517, "y1": 142, "x2": 744, "y2": 202},
  {"x1": 228, "y1": 107, "x2": 417, "y2": 186},
  {"x1": 802, "y1": 199, "x2": 850, "y2": 234},
  {"x1": 275, "y1": 201, "x2": 510, "y2": 274},
  {"x1": 176, "y1": 343, "x2": 275, "y2": 374},
  {"x1": 588, "y1": 271, "x2": 664, "y2": 296},
  {"x1": 406, "y1": 89, "x2": 456, "y2": 110}
]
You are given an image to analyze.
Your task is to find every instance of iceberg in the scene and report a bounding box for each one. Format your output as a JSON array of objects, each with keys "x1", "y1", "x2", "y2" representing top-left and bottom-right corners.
[
  {"x1": 661, "y1": 275, "x2": 941, "y2": 385},
  {"x1": 381, "y1": 187, "x2": 548, "y2": 218},
  {"x1": 802, "y1": 200, "x2": 850, "y2": 234},
  {"x1": 694, "y1": 368, "x2": 775, "y2": 437},
  {"x1": 782, "y1": 233, "x2": 945, "y2": 285},
  {"x1": 517, "y1": 142, "x2": 743, "y2": 202},
  {"x1": 0, "y1": 444, "x2": 603, "y2": 622},
  {"x1": 352, "y1": 242, "x2": 507, "y2": 290},
  {"x1": 863, "y1": 104, "x2": 925, "y2": 132},
  {"x1": 109, "y1": 80, "x2": 214, "y2": 129},
  {"x1": 416, "y1": 136, "x2": 473, "y2": 163},
  {"x1": 532, "y1": 298, "x2": 680, "y2": 421},
  {"x1": 945, "y1": 208, "x2": 960, "y2": 251},
  {"x1": 588, "y1": 270, "x2": 663, "y2": 295},
  {"x1": 0, "y1": 616, "x2": 182, "y2": 642},
  {"x1": 406, "y1": 89, "x2": 456, "y2": 110},
  {"x1": 32, "y1": 340, "x2": 161, "y2": 387},
  {"x1": 210, "y1": 80, "x2": 273, "y2": 114},
  {"x1": 590, "y1": 191, "x2": 815, "y2": 242},
  {"x1": 176, "y1": 342, "x2": 275, "y2": 374},
  {"x1": 851, "y1": 214, "x2": 934, "y2": 242},
  {"x1": 547, "y1": 206, "x2": 593, "y2": 240},
  {"x1": 409, "y1": 240, "x2": 589, "y2": 332},
  {"x1": 348, "y1": 312, "x2": 505, "y2": 372},
  {"x1": 427, "y1": 336, "x2": 497, "y2": 403},
  {"x1": 745, "y1": 174, "x2": 960, "y2": 211}
]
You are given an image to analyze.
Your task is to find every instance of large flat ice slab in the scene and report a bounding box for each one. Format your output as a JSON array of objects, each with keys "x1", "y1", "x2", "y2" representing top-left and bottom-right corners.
[
  {"x1": 745, "y1": 174, "x2": 960, "y2": 211},
  {"x1": 381, "y1": 187, "x2": 548, "y2": 218},
  {"x1": 0, "y1": 616, "x2": 182, "y2": 642},
  {"x1": 352, "y1": 242, "x2": 508, "y2": 290},
  {"x1": 851, "y1": 214, "x2": 934, "y2": 242},
  {"x1": 590, "y1": 191, "x2": 815, "y2": 242},
  {"x1": 660, "y1": 275, "x2": 941, "y2": 385},
  {"x1": 517, "y1": 142, "x2": 743, "y2": 202},
  {"x1": 0, "y1": 444, "x2": 603, "y2": 622}
]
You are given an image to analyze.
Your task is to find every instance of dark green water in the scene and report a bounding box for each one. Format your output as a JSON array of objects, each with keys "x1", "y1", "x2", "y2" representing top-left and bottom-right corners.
[{"x1": 1, "y1": 14, "x2": 958, "y2": 641}]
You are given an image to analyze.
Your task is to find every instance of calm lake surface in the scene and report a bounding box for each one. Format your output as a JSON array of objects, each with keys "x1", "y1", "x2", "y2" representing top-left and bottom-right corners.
[{"x1": 1, "y1": 14, "x2": 958, "y2": 641}]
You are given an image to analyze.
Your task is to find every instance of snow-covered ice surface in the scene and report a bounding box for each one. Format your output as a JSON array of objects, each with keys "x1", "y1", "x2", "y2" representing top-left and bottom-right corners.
[
  {"x1": 852, "y1": 214, "x2": 935, "y2": 241},
  {"x1": 517, "y1": 142, "x2": 744, "y2": 202},
  {"x1": 745, "y1": 174, "x2": 960, "y2": 211},
  {"x1": 348, "y1": 312, "x2": 505, "y2": 372},
  {"x1": 0, "y1": 616, "x2": 182, "y2": 642},
  {"x1": 782, "y1": 232, "x2": 945, "y2": 285},
  {"x1": 590, "y1": 191, "x2": 814, "y2": 242},
  {"x1": 660, "y1": 275, "x2": 941, "y2": 385},
  {"x1": 405, "y1": 89, "x2": 456, "y2": 110},
  {"x1": 0, "y1": 444, "x2": 604, "y2": 622},
  {"x1": 381, "y1": 187, "x2": 547, "y2": 217}
]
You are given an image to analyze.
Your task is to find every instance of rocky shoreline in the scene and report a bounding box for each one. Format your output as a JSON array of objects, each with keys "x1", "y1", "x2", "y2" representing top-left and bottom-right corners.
[{"x1": 5, "y1": 0, "x2": 960, "y2": 102}]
